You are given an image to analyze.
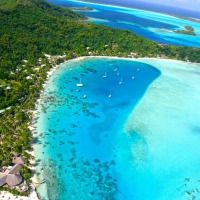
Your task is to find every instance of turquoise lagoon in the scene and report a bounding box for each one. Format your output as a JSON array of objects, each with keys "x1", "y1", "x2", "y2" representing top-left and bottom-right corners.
[{"x1": 34, "y1": 57, "x2": 200, "y2": 200}]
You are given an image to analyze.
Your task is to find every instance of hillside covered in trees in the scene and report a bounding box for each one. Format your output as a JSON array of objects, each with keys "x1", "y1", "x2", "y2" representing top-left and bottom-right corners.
[
  {"x1": 1, "y1": 0, "x2": 200, "y2": 110},
  {"x1": 0, "y1": 0, "x2": 200, "y2": 194}
]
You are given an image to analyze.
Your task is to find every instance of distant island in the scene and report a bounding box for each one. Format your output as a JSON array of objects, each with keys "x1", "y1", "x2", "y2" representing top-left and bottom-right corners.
[
  {"x1": 71, "y1": 6, "x2": 93, "y2": 11},
  {"x1": 174, "y1": 26, "x2": 197, "y2": 36}
]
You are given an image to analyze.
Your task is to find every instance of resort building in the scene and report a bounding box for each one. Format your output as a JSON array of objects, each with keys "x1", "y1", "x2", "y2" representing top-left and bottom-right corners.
[
  {"x1": 12, "y1": 157, "x2": 25, "y2": 165},
  {"x1": 0, "y1": 164, "x2": 23, "y2": 187}
]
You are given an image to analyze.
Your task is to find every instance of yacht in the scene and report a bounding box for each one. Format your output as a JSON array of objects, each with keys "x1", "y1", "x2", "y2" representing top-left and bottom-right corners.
[
  {"x1": 103, "y1": 72, "x2": 107, "y2": 78},
  {"x1": 119, "y1": 78, "x2": 122, "y2": 84},
  {"x1": 114, "y1": 66, "x2": 118, "y2": 72},
  {"x1": 76, "y1": 78, "x2": 83, "y2": 87},
  {"x1": 108, "y1": 91, "x2": 112, "y2": 98}
]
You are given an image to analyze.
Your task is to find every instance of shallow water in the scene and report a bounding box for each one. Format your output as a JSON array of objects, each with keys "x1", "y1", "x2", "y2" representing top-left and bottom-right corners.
[
  {"x1": 34, "y1": 57, "x2": 200, "y2": 200},
  {"x1": 34, "y1": 57, "x2": 160, "y2": 199},
  {"x1": 124, "y1": 59, "x2": 200, "y2": 199},
  {"x1": 47, "y1": 0, "x2": 200, "y2": 47}
]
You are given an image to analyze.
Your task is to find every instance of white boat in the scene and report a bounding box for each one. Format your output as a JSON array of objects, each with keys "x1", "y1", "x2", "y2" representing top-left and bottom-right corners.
[
  {"x1": 76, "y1": 78, "x2": 83, "y2": 87},
  {"x1": 119, "y1": 78, "x2": 122, "y2": 84},
  {"x1": 132, "y1": 76, "x2": 134, "y2": 79},
  {"x1": 83, "y1": 95, "x2": 87, "y2": 98},
  {"x1": 137, "y1": 69, "x2": 140, "y2": 71},
  {"x1": 114, "y1": 66, "x2": 118, "y2": 72},
  {"x1": 108, "y1": 91, "x2": 112, "y2": 98},
  {"x1": 117, "y1": 70, "x2": 119, "y2": 75},
  {"x1": 103, "y1": 72, "x2": 107, "y2": 78}
]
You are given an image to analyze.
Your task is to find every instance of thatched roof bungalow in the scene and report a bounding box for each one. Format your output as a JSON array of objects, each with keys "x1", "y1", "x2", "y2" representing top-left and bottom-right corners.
[
  {"x1": 0, "y1": 173, "x2": 7, "y2": 187},
  {"x1": 9, "y1": 164, "x2": 22, "y2": 174},
  {"x1": 12, "y1": 157, "x2": 25, "y2": 165},
  {"x1": 6, "y1": 174, "x2": 23, "y2": 186},
  {"x1": 0, "y1": 164, "x2": 23, "y2": 187}
]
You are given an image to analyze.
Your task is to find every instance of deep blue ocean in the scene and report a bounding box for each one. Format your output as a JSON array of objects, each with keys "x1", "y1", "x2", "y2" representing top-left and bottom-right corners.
[
  {"x1": 46, "y1": 0, "x2": 200, "y2": 47},
  {"x1": 85, "y1": 0, "x2": 200, "y2": 19}
]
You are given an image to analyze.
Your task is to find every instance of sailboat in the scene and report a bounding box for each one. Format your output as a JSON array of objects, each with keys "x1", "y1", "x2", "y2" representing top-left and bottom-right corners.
[
  {"x1": 114, "y1": 66, "x2": 118, "y2": 72},
  {"x1": 83, "y1": 95, "x2": 87, "y2": 98},
  {"x1": 132, "y1": 76, "x2": 135, "y2": 79},
  {"x1": 119, "y1": 78, "x2": 122, "y2": 84},
  {"x1": 137, "y1": 68, "x2": 140, "y2": 71},
  {"x1": 116, "y1": 70, "x2": 119, "y2": 75},
  {"x1": 102, "y1": 72, "x2": 107, "y2": 78},
  {"x1": 108, "y1": 91, "x2": 112, "y2": 98},
  {"x1": 76, "y1": 78, "x2": 83, "y2": 87}
]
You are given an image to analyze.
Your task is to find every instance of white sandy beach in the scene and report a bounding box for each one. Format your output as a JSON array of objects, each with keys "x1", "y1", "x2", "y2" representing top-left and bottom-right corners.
[
  {"x1": 25, "y1": 57, "x2": 87, "y2": 199},
  {"x1": 0, "y1": 187, "x2": 38, "y2": 200}
]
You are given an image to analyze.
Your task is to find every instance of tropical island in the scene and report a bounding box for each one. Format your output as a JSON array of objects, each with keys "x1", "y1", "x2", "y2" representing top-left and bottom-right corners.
[
  {"x1": 0, "y1": 0, "x2": 200, "y2": 198},
  {"x1": 173, "y1": 26, "x2": 197, "y2": 36}
]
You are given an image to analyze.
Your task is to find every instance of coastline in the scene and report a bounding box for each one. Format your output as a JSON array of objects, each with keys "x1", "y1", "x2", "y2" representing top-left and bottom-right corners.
[
  {"x1": 13, "y1": 56, "x2": 199, "y2": 200},
  {"x1": 26, "y1": 64, "x2": 63, "y2": 200},
  {"x1": 26, "y1": 56, "x2": 86, "y2": 199},
  {"x1": 2, "y1": 56, "x2": 199, "y2": 200},
  {"x1": 28, "y1": 57, "x2": 200, "y2": 174}
]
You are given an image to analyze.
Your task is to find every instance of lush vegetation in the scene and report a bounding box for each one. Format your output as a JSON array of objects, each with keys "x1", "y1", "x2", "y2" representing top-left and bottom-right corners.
[
  {"x1": 0, "y1": 0, "x2": 200, "y2": 193},
  {"x1": 185, "y1": 26, "x2": 194, "y2": 31},
  {"x1": 174, "y1": 26, "x2": 197, "y2": 36},
  {"x1": 1, "y1": 0, "x2": 200, "y2": 109}
]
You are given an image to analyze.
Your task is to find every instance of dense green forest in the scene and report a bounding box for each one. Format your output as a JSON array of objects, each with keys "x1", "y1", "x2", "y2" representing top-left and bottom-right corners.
[{"x1": 0, "y1": 0, "x2": 200, "y2": 194}]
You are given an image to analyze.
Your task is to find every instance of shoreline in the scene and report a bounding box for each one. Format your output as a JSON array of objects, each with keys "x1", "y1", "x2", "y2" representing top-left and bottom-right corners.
[
  {"x1": 26, "y1": 56, "x2": 86, "y2": 199},
  {"x1": 18, "y1": 56, "x2": 200, "y2": 199}
]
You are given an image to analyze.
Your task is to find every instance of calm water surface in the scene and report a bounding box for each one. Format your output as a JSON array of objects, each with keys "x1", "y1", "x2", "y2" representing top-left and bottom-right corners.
[
  {"x1": 34, "y1": 58, "x2": 200, "y2": 200},
  {"x1": 35, "y1": 58, "x2": 160, "y2": 199}
]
